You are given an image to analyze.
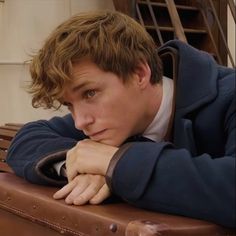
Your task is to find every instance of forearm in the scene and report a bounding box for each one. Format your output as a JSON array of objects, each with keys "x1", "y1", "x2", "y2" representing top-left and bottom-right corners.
[
  {"x1": 6, "y1": 115, "x2": 86, "y2": 185},
  {"x1": 105, "y1": 142, "x2": 236, "y2": 228}
]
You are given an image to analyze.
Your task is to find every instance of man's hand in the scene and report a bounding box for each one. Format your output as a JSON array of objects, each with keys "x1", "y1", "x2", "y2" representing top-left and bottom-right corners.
[
  {"x1": 66, "y1": 139, "x2": 118, "y2": 182},
  {"x1": 53, "y1": 174, "x2": 111, "y2": 205}
]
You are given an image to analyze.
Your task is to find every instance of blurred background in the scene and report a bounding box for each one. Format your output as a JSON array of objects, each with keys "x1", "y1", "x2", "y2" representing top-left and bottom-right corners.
[
  {"x1": 0, "y1": 0, "x2": 235, "y2": 124},
  {"x1": 0, "y1": 0, "x2": 114, "y2": 124}
]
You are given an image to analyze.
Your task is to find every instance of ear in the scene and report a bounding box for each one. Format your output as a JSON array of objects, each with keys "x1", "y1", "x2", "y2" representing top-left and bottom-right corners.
[{"x1": 133, "y1": 62, "x2": 151, "y2": 89}]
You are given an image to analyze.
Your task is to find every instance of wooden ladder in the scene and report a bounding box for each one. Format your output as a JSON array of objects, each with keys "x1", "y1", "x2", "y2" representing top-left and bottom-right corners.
[{"x1": 113, "y1": 0, "x2": 235, "y2": 67}]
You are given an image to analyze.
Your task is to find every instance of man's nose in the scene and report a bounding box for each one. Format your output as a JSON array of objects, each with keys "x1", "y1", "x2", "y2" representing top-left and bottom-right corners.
[{"x1": 73, "y1": 107, "x2": 94, "y2": 131}]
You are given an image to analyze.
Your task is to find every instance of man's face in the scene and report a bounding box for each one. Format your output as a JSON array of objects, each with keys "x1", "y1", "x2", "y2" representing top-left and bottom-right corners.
[{"x1": 62, "y1": 60, "x2": 152, "y2": 147}]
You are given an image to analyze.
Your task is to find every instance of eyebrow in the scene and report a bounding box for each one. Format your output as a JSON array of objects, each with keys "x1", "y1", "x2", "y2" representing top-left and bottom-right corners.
[
  {"x1": 59, "y1": 81, "x2": 93, "y2": 105},
  {"x1": 71, "y1": 81, "x2": 94, "y2": 93}
]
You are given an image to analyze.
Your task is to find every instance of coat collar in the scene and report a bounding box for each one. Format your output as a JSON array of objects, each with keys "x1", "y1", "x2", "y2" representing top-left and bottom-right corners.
[{"x1": 160, "y1": 40, "x2": 218, "y2": 115}]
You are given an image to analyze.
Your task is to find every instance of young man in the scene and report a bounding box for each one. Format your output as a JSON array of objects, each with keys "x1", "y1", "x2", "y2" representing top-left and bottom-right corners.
[{"x1": 6, "y1": 11, "x2": 235, "y2": 228}]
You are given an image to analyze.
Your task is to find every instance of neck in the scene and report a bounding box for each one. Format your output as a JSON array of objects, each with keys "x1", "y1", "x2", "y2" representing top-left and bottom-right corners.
[{"x1": 143, "y1": 82, "x2": 163, "y2": 131}]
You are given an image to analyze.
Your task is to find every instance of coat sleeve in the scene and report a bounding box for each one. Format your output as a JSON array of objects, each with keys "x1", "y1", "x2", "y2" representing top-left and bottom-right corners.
[
  {"x1": 106, "y1": 98, "x2": 236, "y2": 228},
  {"x1": 6, "y1": 114, "x2": 86, "y2": 186}
]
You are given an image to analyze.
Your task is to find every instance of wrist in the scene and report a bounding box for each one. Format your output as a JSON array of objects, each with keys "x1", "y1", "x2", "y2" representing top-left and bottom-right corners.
[
  {"x1": 105, "y1": 143, "x2": 133, "y2": 190},
  {"x1": 101, "y1": 146, "x2": 119, "y2": 175}
]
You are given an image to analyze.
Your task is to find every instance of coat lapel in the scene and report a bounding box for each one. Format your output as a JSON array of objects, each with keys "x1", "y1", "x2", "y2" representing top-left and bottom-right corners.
[{"x1": 161, "y1": 40, "x2": 219, "y2": 153}]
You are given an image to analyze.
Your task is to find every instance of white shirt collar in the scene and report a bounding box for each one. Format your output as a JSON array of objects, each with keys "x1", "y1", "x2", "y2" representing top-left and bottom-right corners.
[{"x1": 143, "y1": 76, "x2": 173, "y2": 142}]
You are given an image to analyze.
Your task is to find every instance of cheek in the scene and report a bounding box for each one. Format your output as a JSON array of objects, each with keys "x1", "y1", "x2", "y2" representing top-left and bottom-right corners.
[
  {"x1": 96, "y1": 89, "x2": 139, "y2": 128},
  {"x1": 95, "y1": 94, "x2": 123, "y2": 118},
  {"x1": 108, "y1": 100, "x2": 138, "y2": 132}
]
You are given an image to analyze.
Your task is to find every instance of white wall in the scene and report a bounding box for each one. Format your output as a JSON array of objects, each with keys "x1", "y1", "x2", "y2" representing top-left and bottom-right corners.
[
  {"x1": 0, "y1": 0, "x2": 235, "y2": 124},
  {"x1": 227, "y1": 1, "x2": 235, "y2": 67},
  {"x1": 0, "y1": 0, "x2": 114, "y2": 124}
]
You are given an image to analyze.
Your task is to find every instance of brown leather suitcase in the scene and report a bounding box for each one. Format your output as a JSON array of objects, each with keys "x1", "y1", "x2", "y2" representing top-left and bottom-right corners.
[{"x1": 0, "y1": 173, "x2": 235, "y2": 236}]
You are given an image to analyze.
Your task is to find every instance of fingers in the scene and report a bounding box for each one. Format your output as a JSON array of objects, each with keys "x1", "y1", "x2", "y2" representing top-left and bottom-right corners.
[
  {"x1": 73, "y1": 181, "x2": 103, "y2": 205},
  {"x1": 53, "y1": 175, "x2": 88, "y2": 201},
  {"x1": 72, "y1": 175, "x2": 105, "y2": 205},
  {"x1": 66, "y1": 166, "x2": 78, "y2": 183},
  {"x1": 53, "y1": 178, "x2": 78, "y2": 200},
  {"x1": 65, "y1": 178, "x2": 89, "y2": 204},
  {"x1": 53, "y1": 174, "x2": 110, "y2": 206},
  {"x1": 89, "y1": 184, "x2": 111, "y2": 205},
  {"x1": 66, "y1": 148, "x2": 78, "y2": 182}
]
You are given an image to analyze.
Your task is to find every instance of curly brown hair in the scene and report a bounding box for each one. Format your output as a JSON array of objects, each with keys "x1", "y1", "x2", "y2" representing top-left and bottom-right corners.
[{"x1": 29, "y1": 10, "x2": 162, "y2": 109}]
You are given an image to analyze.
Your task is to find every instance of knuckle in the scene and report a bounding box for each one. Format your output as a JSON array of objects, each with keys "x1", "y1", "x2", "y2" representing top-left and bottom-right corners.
[
  {"x1": 66, "y1": 150, "x2": 72, "y2": 158},
  {"x1": 94, "y1": 175, "x2": 105, "y2": 183},
  {"x1": 90, "y1": 186, "x2": 99, "y2": 195},
  {"x1": 74, "y1": 175, "x2": 81, "y2": 183},
  {"x1": 77, "y1": 139, "x2": 87, "y2": 145},
  {"x1": 76, "y1": 141, "x2": 81, "y2": 147},
  {"x1": 78, "y1": 195, "x2": 86, "y2": 201}
]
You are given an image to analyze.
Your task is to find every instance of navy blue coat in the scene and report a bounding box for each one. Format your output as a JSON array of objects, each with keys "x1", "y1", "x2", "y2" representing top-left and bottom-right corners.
[{"x1": 7, "y1": 40, "x2": 236, "y2": 227}]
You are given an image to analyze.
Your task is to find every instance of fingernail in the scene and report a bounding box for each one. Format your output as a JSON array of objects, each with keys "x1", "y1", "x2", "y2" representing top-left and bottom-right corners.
[
  {"x1": 65, "y1": 198, "x2": 73, "y2": 204},
  {"x1": 73, "y1": 199, "x2": 81, "y2": 205},
  {"x1": 53, "y1": 193, "x2": 59, "y2": 199},
  {"x1": 74, "y1": 197, "x2": 85, "y2": 205}
]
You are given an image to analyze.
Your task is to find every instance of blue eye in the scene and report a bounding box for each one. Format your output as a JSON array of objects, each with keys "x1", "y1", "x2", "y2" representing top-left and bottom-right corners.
[{"x1": 84, "y1": 90, "x2": 96, "y2": 99}]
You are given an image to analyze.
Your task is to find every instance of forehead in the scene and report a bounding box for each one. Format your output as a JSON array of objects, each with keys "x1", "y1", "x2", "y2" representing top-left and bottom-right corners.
[
  {"x1": 62, "y1": 60, "x2": 126, "y2": 96},
  {"x1": 67, "y1": 60, "x2": 107, "y2": 91},
  {"x1": 70, "y1": 59, "x2": 130, "y2": 87}
]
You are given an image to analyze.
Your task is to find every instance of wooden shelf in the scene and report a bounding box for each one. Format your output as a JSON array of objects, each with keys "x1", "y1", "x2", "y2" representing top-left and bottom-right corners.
[
  {"x1": 113, "y1": 0, "x2": 229, "y2": 65},
  {"x1": 145, "y1": 25, "x2": 207, "y2": 34},
  {"x1": 137, "y1": 1, "x2": 199, "y2": 11}
]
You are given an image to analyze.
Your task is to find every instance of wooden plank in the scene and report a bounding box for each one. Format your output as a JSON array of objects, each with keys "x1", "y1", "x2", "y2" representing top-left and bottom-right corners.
[
  {"x1": 112, "y1": 0, "x2": 136, "y2": 17},
  {"x1": 0, "y1": 139, "x2": 11, "y2": 150},
  {"x1": 227, "y1": 0, "x2": 236, "y2": 22},
  {"x1": 0, "y1": 150, "x2": 7, "y2": 160},
  {"x1": 145, "y1": 25, "x2": 207, "y2": 34},
  {"x1": 0, "y1": 163, "x2": 13, "y2": 173},
  {"x1": 0, "y1": 124, "x2": 22, "y2": 172},
  {"x1": 165, "y1": 0, "x2": 187, "y2": 42},
  {"x1": 138, "y1": 1, "x2": 199, "y2": 11},
  {"x1": 5, "y1": 123, "x2": 23, "y2": 127},
  {"x1": 0, "y1": 128, "x2": 17, "y2": 140},
  {"x1": 0, "y1": 125, "x2": 21, "y2": 131}
]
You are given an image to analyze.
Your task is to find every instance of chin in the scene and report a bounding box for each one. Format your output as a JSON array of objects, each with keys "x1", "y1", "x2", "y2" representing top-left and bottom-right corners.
[{"x1": 99, "y1": 138, "x2": 124, "y2": 147}]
